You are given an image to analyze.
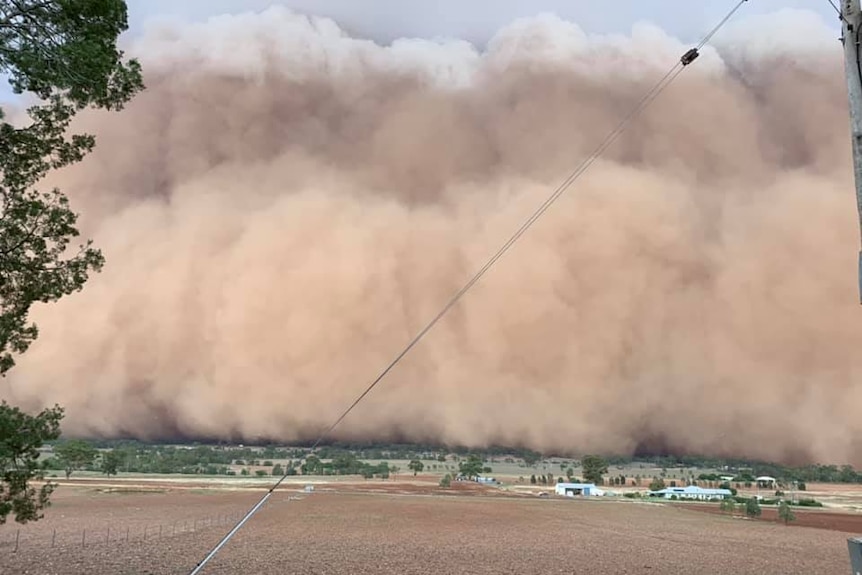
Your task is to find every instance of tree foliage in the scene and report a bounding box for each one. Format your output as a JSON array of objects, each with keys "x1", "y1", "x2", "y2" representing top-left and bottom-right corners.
[
  {"x1": 408, "y1": 458, "x2": 424, "y2": 476},
  {"x1": 458, "y1": 454, "x2": 484, "y2": 479},
  {"x1": 100, "y1": 449, "x2": 121, "y2": 476},
  {"x1": 649, "y1": 477, "x2": 667, "y2": 491},
  {"x1": 0, "y1": 0, "x2": 144, "y2": 374},
  {"x1": 778, "y1": 500, "x2": 796, "y2": 525},
  {"x1": 0, "y1": 400, "x2": 62, "y2": 524},
  {"x1": 745, "y1": 498, "x2": 762, "y2": 518},
  {"x1": 54, "y1": 439, "x2": 96, "y2": 479},
  {"x1": 719, "y1": 498, "x2": 736, "y2": 515},
  {"x1": 581, "y1": 455, "x2": 608, "y2": 485},
  {"x1": 0, "y1": 0, "x2": 143, "y2": 527}
]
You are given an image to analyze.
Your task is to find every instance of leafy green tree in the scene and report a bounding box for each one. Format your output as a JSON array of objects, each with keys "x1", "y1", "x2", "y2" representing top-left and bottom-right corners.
[
  {"x1": 100, "y1": 449, "x2": 121, "y2": 476},
  {"x1": 0, "y1": 0, "x2": 144, "y2": 375},
  {"x1": 745, "y1": 498, "x2": 762, "y2": 518},
  {"x1": 54, "y1": 439, "x2": 96, "y2": 479},
  {"x1": 458, "y1": 454, "x2": 483, "y2": 479},
  {"x1": 649, "y1": 477, "x2": 666, "y2": 491},
  {"x1": 0, "y1": 0, "x2": 143, "y2": 524},
  {"x1": 719, "y1": 499, "x2": 736, "y2": 515},
  {"x1": 581, "y1": 455, "x2": 608, "y2": 485},
  {"x1": 408, "y1": 459, "x2": 424, "y2": 476},
  {"x1": 439, "y1": 473, "x2": 451, "y2": 488},
  {"x1": 522, "y1": 451, "x2": 542, "y2": 467},
  {"x1": 271, "y1": 464, "x2": 284, "y2": 476},
  {"x1": 778, "y1": 500, "x2": 796, "y2": 525},
  {"x1": 530, "y1": 474, "x2": 537, "y2": 485},
  {"x1": 0, "y1": 401, "x2": 63, "y2": 524},
  {"x1": 566, "y1": 467, "x2": 574, "y2": 481}
]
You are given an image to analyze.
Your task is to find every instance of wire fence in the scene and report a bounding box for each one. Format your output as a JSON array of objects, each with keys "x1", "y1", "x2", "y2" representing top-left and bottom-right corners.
[{"x1": 0, "y1": 512, "x2": 244, "y2": 555}]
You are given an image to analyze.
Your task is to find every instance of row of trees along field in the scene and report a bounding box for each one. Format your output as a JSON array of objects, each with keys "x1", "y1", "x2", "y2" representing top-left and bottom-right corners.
[{"x1": 35, "y1": 441, "x2": 862, "y2": 487}]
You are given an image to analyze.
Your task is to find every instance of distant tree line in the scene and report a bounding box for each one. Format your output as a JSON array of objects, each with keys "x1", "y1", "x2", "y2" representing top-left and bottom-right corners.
[{"x1": 36, "y1": 440, "x2": 862, "y2": 485}]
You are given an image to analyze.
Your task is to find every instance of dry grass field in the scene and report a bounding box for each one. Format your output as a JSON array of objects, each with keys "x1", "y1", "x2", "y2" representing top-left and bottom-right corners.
[{"x1": 0, "y1": 479, "x2": 859, "y2": 575}]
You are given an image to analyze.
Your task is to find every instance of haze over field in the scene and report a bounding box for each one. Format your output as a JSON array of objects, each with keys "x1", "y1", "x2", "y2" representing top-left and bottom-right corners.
[{"x1": 1, "y1": 6, "x2": 859, "y2": 465}]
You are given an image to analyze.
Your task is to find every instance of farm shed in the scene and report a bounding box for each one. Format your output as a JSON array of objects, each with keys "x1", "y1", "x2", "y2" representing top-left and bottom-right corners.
[
  {"x1": 555, "y1": 483, "x2": 597, "y2": 497},
  {"x1": 649, "y1": 486, "x2": 732, "y2": 501}
]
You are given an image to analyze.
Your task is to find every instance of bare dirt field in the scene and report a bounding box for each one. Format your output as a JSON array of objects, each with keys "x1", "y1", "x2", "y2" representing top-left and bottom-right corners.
[
  {"x1": 0, "y1": 481, "x2": 858, "y2": 575},
  {"x1": 678, "y1": 502, "x2": 862, "y2": 533}
]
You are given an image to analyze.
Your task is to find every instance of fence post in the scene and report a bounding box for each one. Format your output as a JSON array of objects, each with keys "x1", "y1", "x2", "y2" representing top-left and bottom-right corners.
[
  {"x1": 125, "y1": 527, "x2": 129, "y2": 542},
  {"x1": 13, "y1": 529, "x2": 19, "y2": 553},
  {"x1": 107, "y1": 526, "x2": 110, "y2": 545},
  {"x1": 159, "y1": 525, "x2": 162, "y2": 539},
  {"x1": 51, "y1": 528, "x2": 56, "y2": 548},
  {"x1": 82, "y1": 529, "x2": 86, "y2": 548}
]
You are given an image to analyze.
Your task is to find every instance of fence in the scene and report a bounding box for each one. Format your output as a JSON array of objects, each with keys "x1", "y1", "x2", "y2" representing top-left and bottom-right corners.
[{"x1": 0, "y1": 512, "x2": 245, "y2": 555}]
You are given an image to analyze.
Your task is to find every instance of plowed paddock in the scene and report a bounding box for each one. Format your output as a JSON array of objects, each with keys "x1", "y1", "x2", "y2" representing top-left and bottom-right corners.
[{"x1": 1, "y1": 486, "x2": 854, "y2": 574}]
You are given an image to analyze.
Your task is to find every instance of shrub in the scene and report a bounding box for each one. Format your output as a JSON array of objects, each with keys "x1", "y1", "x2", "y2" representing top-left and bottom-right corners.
[
  {"x1": 778, "y1": 500, "x2": 796, "y2": 525},
  {"x1": 720, "y1": 499, "x2": 736, "y2": 515},
  {"x1": 745, "y1": 498, "x2": 762, "y2": 518},
  {"x1": 439, "y1": 474, "x2": 452, "y2": 488},
  {"x1": 795, "y1": 498, "x2": 823, "y2": 507},
  {"x1": 255, "y1": 470, "x2": 267, "y2": 477}
]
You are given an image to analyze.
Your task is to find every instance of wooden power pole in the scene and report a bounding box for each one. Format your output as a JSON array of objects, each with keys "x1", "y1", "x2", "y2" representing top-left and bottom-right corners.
[{"x1": 841, "y1": 0, "x2": 862, "y2": 304}]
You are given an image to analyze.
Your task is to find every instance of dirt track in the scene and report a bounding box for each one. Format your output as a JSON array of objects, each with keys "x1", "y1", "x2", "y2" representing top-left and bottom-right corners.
[{"x1": 0, "y1": 483, "x2": 857, "y2": 575}]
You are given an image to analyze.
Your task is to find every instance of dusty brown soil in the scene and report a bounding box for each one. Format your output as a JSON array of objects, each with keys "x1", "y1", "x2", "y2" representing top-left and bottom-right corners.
[{"x1": 0, "y1": 485, "x2": 857, "y2": 575}]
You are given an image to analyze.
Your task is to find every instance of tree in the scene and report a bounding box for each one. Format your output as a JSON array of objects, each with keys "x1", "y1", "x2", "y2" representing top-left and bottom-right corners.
[
  {"x1": 0, "y1": 0, "x2": 144, "y2": 375},
  {"x1": 530, "y1": 474, "x2": 537, "y2": 485},
  {"x1": 0, "y1": 401, "x2": 63, "y2": 524},
  {"x1": 100, "y1": 450, "x2": 121, "y2": 476},
  {"x1": 745, "y1": 498, "x2": 762, "y2": 518},
  {"x1": 439, "y1": 473, "x2": 451, "y2": 488},
  {"x1": 408, "y1": 459, "x2": 424, "y2": 476},
  {"x1": 581, "y1": 455, "x2": 608, "y2": 485},
  {"x1": 458, "y1": 454, "x2": 483, "y2": 480},
  {"x1": 566, "y1": 467, "x2": 574, "y2": 481},
  {"x1": 0, "y1": 0, "x2": 144, "y2": 525},
  {"x1": 719, "y1": 499, "x2": 736, "y2": 515},
  {"x1": 649, "y1": 477, "x2": 666, "y2": 492},
  {"x1": 778, "y1": 500, "x2": 796, "y2": 525},
  {"x1": 54, "y1": 439, "x2": 96, "y2": 479},
  {"x1": 272, "y1": 464, "x2": 284, "y2": 476}
]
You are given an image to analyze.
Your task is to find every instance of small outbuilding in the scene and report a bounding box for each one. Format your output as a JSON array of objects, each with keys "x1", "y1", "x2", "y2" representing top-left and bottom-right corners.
[
  {"x1": 649, "y1": 486, "x2": 732, "y2": 501},
  {"x1": 555, "y1": 483, "x2": 597, "y2": 497}
]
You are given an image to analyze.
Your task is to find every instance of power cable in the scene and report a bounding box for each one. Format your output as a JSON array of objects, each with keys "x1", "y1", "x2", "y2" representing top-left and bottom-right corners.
[
  {"x1": 185, "y1": 1, "x2": 749, "y2": 573},
  {"x1": 828, "y1": 0, "x2": 849, "y2": 23}
]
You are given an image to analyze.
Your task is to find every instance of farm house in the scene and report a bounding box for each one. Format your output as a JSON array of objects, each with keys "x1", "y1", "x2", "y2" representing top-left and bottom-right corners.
[
  {"x1": 555, "y1": 483, "x2": 599, "y2": 497},
  {"x1": 649, "y1": 486, "x2": 732, "y2": 501}
]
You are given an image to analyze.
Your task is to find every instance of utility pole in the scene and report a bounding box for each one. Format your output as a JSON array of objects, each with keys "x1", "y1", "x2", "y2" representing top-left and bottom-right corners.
[
  {"x1": 841, "y1": 2, "x2": 862, "y2": 567},
  {"x1": 841, "y1": 0, "x2": 862, "y2": 304}
]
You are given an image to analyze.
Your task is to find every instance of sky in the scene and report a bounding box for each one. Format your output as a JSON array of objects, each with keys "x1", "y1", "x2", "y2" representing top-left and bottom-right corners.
[
  {"x1": 0, "y1": 1, "x2": 843, "y2": 103},
  {"x1": 125, "y1": 0, "x2": 841, "y2": 44}
]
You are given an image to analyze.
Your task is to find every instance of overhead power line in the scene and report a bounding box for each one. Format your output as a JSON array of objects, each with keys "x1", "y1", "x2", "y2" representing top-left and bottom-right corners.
[{"x1": 185, "y1": 1, "x2": 750, "y2": 573}]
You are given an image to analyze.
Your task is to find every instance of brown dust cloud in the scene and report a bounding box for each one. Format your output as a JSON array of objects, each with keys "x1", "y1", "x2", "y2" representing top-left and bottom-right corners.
[{"x1": 1, "y1": 7, "x2": 860, "y2": 465}]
